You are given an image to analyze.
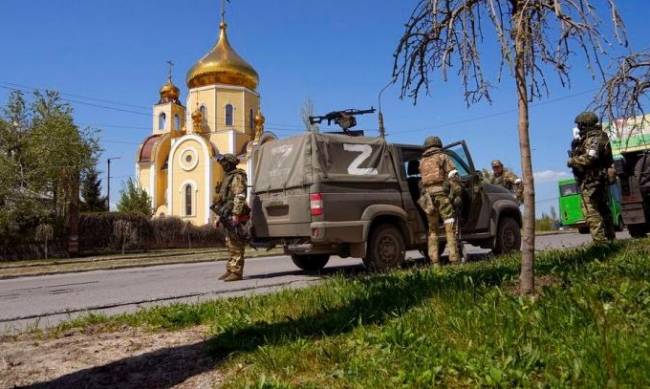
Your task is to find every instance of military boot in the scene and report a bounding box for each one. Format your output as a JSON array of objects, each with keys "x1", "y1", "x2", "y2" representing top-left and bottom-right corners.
[
  {"x1": 224, "y1": 272, "x2": 243, "y2": 282},
  {"x1": 444, "y1": 221, "x2": 460, "y2": 263},
  {"x1": 218, "y1": 271, "x2": 231, "y2": 280}
]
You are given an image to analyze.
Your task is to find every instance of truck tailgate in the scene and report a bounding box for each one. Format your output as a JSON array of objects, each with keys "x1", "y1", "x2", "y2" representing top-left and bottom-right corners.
[{"x1": 251, "y1": 188, "x2": 311, "y2": 237}]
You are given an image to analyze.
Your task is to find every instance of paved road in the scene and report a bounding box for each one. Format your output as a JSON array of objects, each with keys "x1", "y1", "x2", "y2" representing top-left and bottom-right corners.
[{"x1": 0, "y1": 232, "x2": 629, "y2": 333}]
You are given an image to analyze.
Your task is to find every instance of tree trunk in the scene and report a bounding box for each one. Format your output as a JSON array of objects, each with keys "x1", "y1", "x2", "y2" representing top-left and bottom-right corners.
[{"x1": 514, "y1": 7, "x2": 535, "y2": 295}]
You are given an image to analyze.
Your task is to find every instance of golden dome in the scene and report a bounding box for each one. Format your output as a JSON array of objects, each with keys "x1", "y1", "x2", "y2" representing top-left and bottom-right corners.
[
  {"x1": 159, "y1": 79, "x2": 180, "y2": 104},
  {"x1": 186, "y1": 22, "x2": 259, "y2": 90}
]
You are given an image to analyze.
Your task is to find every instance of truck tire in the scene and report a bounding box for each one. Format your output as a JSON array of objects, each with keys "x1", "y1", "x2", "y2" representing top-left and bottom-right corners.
[
  {"x1": 291, "y1": 254, "x2": 330, "y2": 273},
  {"x1": 628, "y1": 224, "x2": 647, "y2": 239},
  {"x1": 364, "y1": 224, "x2": 405, "y2": 272},
  {"x1": 493, "y1": 217, "x2": 521, "y2": 255}
]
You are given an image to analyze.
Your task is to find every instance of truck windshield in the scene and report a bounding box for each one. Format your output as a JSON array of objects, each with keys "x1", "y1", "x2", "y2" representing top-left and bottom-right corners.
[{"x1": 560, "y1": 182, "x2": 579, "y2": 196}]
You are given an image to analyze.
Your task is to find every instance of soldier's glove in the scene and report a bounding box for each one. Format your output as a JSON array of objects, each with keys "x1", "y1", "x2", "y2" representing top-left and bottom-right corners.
[{"x1": 231, "y1": 215, "x2": 240, "y2": 226}]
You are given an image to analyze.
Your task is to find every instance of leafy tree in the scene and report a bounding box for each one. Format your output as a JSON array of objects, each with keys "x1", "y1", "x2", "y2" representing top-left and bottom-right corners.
[
  {"x1": 393, "y1": 0, "x2": 626, "y2": 294},
  {"x1": 117, "y1": 178, "x2": 153, "y2": 217},
  {"x1": 81, "y1": 166, "x2": 107, "y2": 212}
]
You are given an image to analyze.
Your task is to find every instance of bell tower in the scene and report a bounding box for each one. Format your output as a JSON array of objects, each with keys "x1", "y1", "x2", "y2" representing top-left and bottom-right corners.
[{"x1": 153, "y1": 61, "x2": 186, "y2": 135}]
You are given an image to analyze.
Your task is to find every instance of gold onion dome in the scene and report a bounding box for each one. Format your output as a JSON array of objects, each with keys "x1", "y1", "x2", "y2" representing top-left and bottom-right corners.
[
  {"x1": 186, "y1": 22, "x2": 259, "y2": 90},
  {"x1": 159, "y1": 79, "x2": 180, "y2": 104}
]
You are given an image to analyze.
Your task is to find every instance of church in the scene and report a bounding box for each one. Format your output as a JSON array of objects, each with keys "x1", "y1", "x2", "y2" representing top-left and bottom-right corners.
[{"x1": 136, "y1": 12, "x2": 275, "y2": 225}]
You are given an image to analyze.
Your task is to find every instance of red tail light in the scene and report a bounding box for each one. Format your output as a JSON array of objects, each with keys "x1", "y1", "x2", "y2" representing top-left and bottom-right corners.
[{"x1": 310, "y1": 193, "x2": 323, "y2": 216}]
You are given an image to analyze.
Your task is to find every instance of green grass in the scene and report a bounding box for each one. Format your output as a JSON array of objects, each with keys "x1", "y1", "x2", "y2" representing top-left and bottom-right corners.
[{"x1": 43, "y1": 239, "x2": 650, "y2": 387}]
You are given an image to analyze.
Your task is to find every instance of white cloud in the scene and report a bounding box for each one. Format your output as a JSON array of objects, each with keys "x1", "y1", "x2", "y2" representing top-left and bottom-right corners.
[{"x1": 533, "y1": 170, "x2": 570, "y2": 184}]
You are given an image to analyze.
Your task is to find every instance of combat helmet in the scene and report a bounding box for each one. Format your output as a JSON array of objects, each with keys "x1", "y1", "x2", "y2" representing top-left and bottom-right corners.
[
  {"x1": 574, "y1": 111, "x2": 599, "y2": 128},
  {"x1": 491, "y1": 159, "x2": 503, "y2": 168},
  {"x1": 216, "y1": 153, "x2": 239, "y2": 170},
  {"x1": 424, "y1": 136, "x2": 442, "y2": 149}
]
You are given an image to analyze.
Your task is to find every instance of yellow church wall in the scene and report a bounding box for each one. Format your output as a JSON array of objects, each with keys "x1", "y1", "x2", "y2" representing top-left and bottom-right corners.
[
  {"x1": 186, "y1": 87, "x2": 217, "y2": 133},
  {"x1": 152, "y1": 137, "x2": 172, "y2": 209},
  {"x1": 137, "y1": 164, "x2": 151, "y2": 194},
  {"x1": 243, "y1": 91, "x2": 259, "y2": 137},
  {"x1": 215, "y1": 88, "x2": 244, "y2": 130},
  {"x1": 169, "y1": 137, "x2": 211, "y2": 225}
]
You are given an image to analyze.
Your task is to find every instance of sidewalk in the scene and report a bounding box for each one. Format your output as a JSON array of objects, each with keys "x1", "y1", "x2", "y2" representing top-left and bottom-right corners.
[{"x1": 0, "y1": 247, "x2": 283, "y2": 279}]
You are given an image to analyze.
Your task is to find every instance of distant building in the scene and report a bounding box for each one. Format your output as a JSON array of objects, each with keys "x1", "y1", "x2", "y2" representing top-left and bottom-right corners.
[{"x1": 136, "y1": 13, "x2": 275, "y2": 225}]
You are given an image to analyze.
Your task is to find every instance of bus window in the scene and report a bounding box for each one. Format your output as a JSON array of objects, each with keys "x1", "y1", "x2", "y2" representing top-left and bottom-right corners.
[{"x1": 560, "y1": 182, "x2": 579, "y2": 196}]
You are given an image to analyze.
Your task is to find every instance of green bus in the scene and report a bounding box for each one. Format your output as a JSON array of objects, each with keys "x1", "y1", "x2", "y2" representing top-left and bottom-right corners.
[{"x1": 558, "y1": 178, "x2": 624, "y2": 233}]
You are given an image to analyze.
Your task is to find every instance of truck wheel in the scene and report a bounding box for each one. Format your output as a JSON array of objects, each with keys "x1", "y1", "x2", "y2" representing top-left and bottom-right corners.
[
  {"x1": 493, "y1": 217, "x2": 521, "y2": 255},
  {"x1": 364, "y1": 224, "x2": 405, "y2": 272},
  {"x1": 628, "y1": 224, "x2": 647, "y2": 239},
  {"x1": 291, "y1": 254, "x2": 330, "y2": 273}
]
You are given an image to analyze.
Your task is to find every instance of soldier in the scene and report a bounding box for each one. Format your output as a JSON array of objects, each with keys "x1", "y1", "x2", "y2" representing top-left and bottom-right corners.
[
  {"x1": 213, "y1": 153, "x2": 249, "y2": 282},
  {"x1": 485, "y1": 160, "x2": 523, "y2": 202},
  {"x1": 567, "y1": 112, "x2": 616, "y2": 244},
  {"x1": 418, "y1": 136, "x2": 461, "y2": 265}
]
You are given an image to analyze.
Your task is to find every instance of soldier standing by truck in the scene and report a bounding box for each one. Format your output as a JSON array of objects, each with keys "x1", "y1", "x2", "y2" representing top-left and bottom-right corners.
[
  {"x1": 213, "y1": 154, "x2": 250, "y2": 282},
  {"x1": 485, "y1": 160, "x2": 523, "y2": 203},
  {"x1": 567, "y1": 112, "x2": 616, "y2": 244},
  {"x1": 418, "y1": 136, "x2": 461, "y2": 265}
]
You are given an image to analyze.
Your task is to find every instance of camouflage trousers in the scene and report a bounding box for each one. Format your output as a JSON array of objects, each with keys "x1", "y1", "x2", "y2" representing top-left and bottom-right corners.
[
  {"x1": 225, "y1": 232, "x2": 246, "y2": 276},
  {"x1": 420, "y1": 188, "x2": 459, "y2": 263},
  {"x1": 581, "y1": 183, "x2": 615, "y2": 244}
]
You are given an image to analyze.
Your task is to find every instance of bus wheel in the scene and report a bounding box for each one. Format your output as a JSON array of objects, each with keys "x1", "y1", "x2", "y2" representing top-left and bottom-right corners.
[
  {"x1": 628, "y1": 224, "x2": 647, "y2": 239},
  {"x1": 577, "y1": 226, "x2": 590, "y2": 234},
  {"x1": 615, "y1": 216, "x2": 625, "y2": 232}
]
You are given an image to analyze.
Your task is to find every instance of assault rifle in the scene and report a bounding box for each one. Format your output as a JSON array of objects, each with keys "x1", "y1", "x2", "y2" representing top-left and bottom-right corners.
[
  {"x1": 209, "y1": 202, "x2": 251, "y2": 241},
  {"x1": 568, "y1": 137, "x2": 585, "y2": 186},
  {"x1": 309, "y1": 107, "x2": 376, "y2": 134}
]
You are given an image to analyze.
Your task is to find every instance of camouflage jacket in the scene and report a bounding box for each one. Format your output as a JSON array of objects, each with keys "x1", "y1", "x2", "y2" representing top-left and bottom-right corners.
[
  {"x1": 485, "y1": 169, "x2": 523, "y2": 201},
  {"x1": 569, "y1": 129, "x2": 613, "y2": 187},
  {"x1": 419, "y1": 147, "x2": 457, "y2": 190},
  {"x1": 215, "y1": 169, "x2": 248, "y2": 216}
]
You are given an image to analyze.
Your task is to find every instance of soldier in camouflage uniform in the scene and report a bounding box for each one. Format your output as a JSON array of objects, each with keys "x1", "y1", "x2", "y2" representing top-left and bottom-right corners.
[
  {"x1": 418, "y1": 136, "x2": 461, "y2": 265},
  {"x1": 214, "y1": 154, "x2": 250, "y2": 282},
  {"x1": 567, "y1": 112, "x2": 616, "y2": 244},
  {"x1": 485, "y1": 160, "x2": 523, "y2": 202}
]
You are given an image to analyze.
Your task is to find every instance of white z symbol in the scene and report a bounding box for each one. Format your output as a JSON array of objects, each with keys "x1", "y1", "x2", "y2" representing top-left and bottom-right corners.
[{"x1": 343, "y1": 144, "x2": 378, "y2": 175}]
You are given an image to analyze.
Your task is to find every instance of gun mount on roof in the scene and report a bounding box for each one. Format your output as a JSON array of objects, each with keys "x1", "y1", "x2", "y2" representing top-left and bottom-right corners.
[{"x1": 309, "y1": 107, "x2": 376, "y2": 134}]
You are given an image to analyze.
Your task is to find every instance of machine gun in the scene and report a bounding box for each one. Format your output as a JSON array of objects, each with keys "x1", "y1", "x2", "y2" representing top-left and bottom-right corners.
[{"x1": 309, "y1": 107, "x2": 376, "y2": 134}]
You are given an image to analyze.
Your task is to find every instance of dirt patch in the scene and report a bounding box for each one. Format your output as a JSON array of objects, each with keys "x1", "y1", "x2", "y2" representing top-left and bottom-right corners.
[
  {"x1": 504, "y1": 274, "x2": 561, "y2": 296},
  {"x1": 0, "y1": 326, "x2": 223, "y2": 389}
]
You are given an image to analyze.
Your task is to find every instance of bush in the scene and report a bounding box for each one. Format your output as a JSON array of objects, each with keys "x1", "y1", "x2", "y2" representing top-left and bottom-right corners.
[{"x1": 78, "y1": 212, "x2": 152, "y2": 254}]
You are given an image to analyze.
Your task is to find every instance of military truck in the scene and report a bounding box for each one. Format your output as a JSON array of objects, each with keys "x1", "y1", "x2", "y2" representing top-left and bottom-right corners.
[
  {"x1": 250, "y1": 132, "x2": 522, "y2": 272},
  {"x1": 608, "y1": 115, "x2": 650, "y2": 238}
]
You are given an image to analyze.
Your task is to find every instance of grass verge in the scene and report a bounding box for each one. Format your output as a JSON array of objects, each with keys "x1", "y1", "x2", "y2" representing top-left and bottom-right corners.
[{"x1": 21, "y1": 239, "x2": 650, "y2": 387}]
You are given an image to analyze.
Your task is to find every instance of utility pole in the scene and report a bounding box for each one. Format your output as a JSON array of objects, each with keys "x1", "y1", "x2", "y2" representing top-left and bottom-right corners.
[
  {"x1": 377, "y1": 80, "x2": 394, "y2": 139},
  {"x1": 107, "y1": 157, "x2": 121, "y2": 211}
]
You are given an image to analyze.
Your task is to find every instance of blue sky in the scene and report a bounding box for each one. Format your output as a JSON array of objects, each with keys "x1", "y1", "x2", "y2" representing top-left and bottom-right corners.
[{"x1": 1, "y1": 0, "x2": 648, "y2": 215}]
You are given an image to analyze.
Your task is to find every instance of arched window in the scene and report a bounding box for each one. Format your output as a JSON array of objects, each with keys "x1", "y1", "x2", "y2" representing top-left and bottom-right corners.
[
  {"x1": 174, "y1": 114, "x2": 180, "y2": 130},
  {"x1": 158, "y1": 113, "x2": 167, "y2": 130},
  {"x1": 249, "y1": 109, "x2": 254, "y2": 130},
  {"x1": 225, "y1": 104, "x2": 233, "y2": 126},
  {"x1": 184, "y1": 184, "x2": 192, "y2": 216}
]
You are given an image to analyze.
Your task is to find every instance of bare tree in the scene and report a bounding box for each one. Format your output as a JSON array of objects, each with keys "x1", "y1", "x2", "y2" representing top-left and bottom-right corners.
[
  {"x1": 113, "y1": 220, "x2": 136, "y2": 255},
  {"x1": 393, "y1": 0, "x2": 626, "y2": 294},
  {"x1": 592, "y1": 51, "x2": 650, "y2": 136},
  {"x1": 301, "y1": 98, "x2": 319, "y2": 133}
]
